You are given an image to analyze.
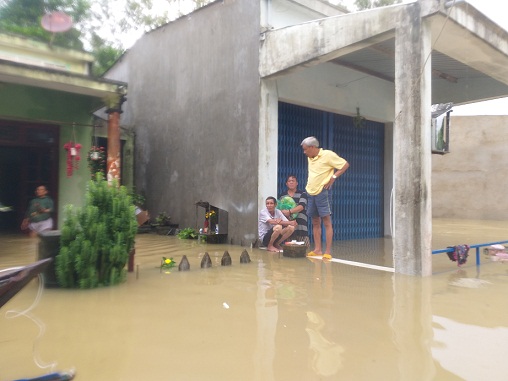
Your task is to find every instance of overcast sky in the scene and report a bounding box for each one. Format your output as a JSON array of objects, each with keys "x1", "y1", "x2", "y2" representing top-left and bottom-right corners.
[{"x1": 444, "y1": 0, "x2": 508, "y2": 115}]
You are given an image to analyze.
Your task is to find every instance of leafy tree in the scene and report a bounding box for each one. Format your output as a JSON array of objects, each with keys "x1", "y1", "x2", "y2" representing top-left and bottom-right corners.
[
  {"x1": 0, "y1": 0, "x2": 91, "y2": 50},
  {"x1": 89, "y1": 33, "x2": 124, "y2": 76},
  {"x1": 118, "y1": 0, "x2": 213, "y2": 36},
  {"x1": 0, "y1": 0, "x2": 212, "y2": 75},
  {"x1": 354, "y1": 0, "x2": 402, "y2": 11},
  {"x1": 0, "y1": 0, "x2": 124, "y2": 75}
]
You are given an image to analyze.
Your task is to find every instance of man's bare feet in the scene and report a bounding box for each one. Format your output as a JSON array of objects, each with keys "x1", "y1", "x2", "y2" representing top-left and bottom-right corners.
[{"x1": 267, "y1": 246, "x2": 279, "y2": 252}]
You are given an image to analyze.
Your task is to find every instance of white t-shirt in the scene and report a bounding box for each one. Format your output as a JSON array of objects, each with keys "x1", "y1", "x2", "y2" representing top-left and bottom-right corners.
[{"x1": 258, "y1": 208, "x2": 288, "y2": 240}]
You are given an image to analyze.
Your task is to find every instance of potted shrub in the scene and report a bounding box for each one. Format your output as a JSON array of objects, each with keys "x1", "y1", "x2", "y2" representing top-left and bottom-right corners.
[
  {"x1": 55, "y1": 174, "x2": 137, "y2": 288},
  {"x1": 177, "y1": 227, "x2": 199, "y2": 240}
]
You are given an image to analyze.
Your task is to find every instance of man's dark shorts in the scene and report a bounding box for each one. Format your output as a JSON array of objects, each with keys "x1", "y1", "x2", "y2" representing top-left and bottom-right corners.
[
  {"x1": 307, "y1": 189, "x2": 332, "y2": 218},
  {"x1": 262, "y1": 227, "x2": 276, "y2": 247}
]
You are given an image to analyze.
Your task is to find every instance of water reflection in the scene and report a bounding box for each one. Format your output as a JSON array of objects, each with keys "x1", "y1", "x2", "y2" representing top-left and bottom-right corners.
[
  {"x1": 305, "y1": 310, "x2": 345, "y2": 376},
  {"x1": 1, "y1": 219, "x2": 508, "y2": 380},
  {"x1": 432, "y1": 316, "x2": 508, "y2": 380},
  {"x1": 253, "y1": 261, "x2": 277, "y2": 381},
  {"x1": 391, "y1": 275, "x2": 435, "y2": 380}
]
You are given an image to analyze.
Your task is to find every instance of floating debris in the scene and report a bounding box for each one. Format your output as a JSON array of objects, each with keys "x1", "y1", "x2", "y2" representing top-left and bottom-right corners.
[
  {"x1": 240, "y1": 249, "x2": 251, "y2": 264},
  {"x1": 201, "y1": 252, "x2": 212, "y2": 268},
  {"x1": 178, "y1": 255, "x2": 190, "y2": 271},
  {"x1": 221, "y1": 251, "x2": 232, "y2": 266}
]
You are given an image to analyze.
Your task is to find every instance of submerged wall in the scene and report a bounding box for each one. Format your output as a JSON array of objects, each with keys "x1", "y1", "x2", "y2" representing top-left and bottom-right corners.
[{"x1": 432, "y1": 115, "x2": 508, "y2": 220}]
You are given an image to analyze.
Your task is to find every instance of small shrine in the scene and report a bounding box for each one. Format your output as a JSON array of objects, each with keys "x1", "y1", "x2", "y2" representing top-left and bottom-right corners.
[{"x1": 195, "y1": 201, "x2": 228, "y2": 244}]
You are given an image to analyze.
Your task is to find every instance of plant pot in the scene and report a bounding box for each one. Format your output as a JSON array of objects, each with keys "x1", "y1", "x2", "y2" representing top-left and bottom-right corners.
[
  {"x1": 128, "y1": 248, "x2": 135, "y2": 272},
  {"x1": 37, "y1": 230, "x2": 62, "y2": 287}
]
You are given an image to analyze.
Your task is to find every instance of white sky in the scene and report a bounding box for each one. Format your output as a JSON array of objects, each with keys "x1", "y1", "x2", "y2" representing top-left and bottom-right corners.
[{"x1": 443, "y1": 0, "x2": 508, "y2": 115}]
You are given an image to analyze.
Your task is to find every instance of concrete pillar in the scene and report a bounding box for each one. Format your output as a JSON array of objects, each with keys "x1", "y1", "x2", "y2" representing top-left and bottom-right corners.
[
  {"x1": 106, "y1": 95, "x2": 125, "y2": 185},
  {"x1": 393, "y1": 2, "x2": 433, "y2": 276}
]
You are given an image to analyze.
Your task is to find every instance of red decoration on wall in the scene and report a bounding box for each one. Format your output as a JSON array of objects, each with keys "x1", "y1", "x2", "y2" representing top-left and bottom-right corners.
[{"x1": 63, "y1": 141, "x2": 82, "y2": 177}]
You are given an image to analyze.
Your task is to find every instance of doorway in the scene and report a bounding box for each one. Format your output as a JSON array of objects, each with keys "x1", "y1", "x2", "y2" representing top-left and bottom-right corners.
[{"x1": 0, "y1": 121, "x2": 59, "y2": 233}]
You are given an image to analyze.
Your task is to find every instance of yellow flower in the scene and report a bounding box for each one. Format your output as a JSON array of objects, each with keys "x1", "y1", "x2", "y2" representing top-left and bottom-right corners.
[{"x1": 165, "y1": 258, "x2": 171, "y2": 264}]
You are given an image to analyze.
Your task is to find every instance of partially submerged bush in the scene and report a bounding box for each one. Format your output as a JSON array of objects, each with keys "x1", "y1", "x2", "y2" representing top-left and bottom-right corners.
[{"x1": 56, "y1": 176, "x2": 137, "y2": 288}]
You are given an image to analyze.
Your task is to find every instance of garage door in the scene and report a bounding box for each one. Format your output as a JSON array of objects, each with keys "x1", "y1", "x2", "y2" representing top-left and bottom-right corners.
[{"x1": 278, "y1": 102, "x2": 384, "y2": 240}]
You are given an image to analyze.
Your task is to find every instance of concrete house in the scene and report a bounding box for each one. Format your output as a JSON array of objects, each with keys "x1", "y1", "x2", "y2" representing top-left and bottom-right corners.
[
  {"x1": 106, "y1": 0, "x2": 508, "y2": 275},
  {"x1": 0, "y1": 33, "x2": 129, "y2": 232}
]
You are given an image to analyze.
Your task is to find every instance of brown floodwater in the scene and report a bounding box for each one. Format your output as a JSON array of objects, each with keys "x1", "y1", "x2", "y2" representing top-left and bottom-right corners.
[{"x1": 1, "y1": 219, "x2": 508, "y2": 381}]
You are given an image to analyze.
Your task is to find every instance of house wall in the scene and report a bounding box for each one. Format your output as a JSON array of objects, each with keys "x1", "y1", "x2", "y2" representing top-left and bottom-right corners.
[
  {"x1": 432, "y1": 115, "x2": 508, "y2": 220},
  {"x1": 0, "y1": 83, "x2": 99, "y2": 224},
  {"x1": 109, "y1": 0, "x2": 261, "y2": 245}
]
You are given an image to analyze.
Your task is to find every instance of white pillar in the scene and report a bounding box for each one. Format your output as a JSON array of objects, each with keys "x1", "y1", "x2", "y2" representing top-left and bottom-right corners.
[{"x1": 258, "y1": 79, "x2": 279, "y2": 209}]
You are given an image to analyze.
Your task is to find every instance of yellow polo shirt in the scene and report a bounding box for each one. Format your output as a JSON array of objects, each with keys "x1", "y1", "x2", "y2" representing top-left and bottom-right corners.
[{"x1": 306, "y1": 148, "x2": 348, "y2": 195}]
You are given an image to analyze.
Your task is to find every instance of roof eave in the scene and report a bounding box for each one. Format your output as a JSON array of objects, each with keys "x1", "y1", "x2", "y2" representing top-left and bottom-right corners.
[{"x1": 0, "y1": 59, "x2": 127, "y2": 99}]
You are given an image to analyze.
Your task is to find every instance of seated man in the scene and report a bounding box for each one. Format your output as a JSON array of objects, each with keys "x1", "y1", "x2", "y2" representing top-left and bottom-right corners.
[
  {"x1": 258, "y1": 196, "x2": 296, "y2": 252},
  {"x1": 20, "y1": 185, "x2": 54, "y2": 238}
]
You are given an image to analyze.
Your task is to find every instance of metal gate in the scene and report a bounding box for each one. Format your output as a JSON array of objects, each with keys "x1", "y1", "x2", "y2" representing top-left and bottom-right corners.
[{"x1": 278, "y1": 102, "x2": 384, "y2": 240}]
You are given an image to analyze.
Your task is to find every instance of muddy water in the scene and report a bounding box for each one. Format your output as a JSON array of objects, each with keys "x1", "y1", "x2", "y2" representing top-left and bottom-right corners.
[{"x1": 1, "y1": 219, "x2": 508, "y2": 381}]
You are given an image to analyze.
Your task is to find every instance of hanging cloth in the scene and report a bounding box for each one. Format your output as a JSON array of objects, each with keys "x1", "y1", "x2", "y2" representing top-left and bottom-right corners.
[{"x1": 447, "y1": 244, "x2": 470, "y2": 266}]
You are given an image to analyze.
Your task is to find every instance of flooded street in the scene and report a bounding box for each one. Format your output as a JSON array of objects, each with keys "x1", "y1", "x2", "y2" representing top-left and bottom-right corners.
[{"x1": 1, "y1": 219, "x2": 508, "y2": 381}]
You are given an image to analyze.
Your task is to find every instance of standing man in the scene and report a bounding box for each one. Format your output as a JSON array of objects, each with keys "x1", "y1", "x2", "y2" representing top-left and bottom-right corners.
[
  {"x1": 20, "y1": 185, "x2": 54, "y2": 238},
  {"x1": 301, "y1": 137, "x2": 349, "y2": 259},
  {"x1": 258, "y1": 196, "x2": 296, "y2": 252},
  {"x1": 279, "y1": 175, "x2": 309, "y2": 246}
]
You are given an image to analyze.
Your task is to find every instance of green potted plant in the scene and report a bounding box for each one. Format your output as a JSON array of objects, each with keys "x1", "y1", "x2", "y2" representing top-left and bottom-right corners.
[
  {"x1": 55, "y1": 174, "x2": 137, "y2": 288},
  {"x1": 154, "y1": 212, "x2": 175, "y2": 235},
  {"x1": 177, "y1": 227, "x2": 199, "y2": 240}
]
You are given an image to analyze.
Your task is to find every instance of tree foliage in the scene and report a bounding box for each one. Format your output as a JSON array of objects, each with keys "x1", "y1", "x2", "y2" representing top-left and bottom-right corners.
[
  {"x1": 354, "y1": 0, "x2": 402, "y2": 11},
  {"x1": 118, "y1": 0, "x2": 213, "y2": 35},
  {"x1": 0, "y1": 0, "x2": 124, "y2": 75},
  {"x1": 0, "y1": 0, "x2": 212, "y2": 75},
  {"x1": 0, "y1": 0, "x2": 91, "y2": 49},
  {"x1": 89, "y1": 34, "x2": 123, "y2": 76}
]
